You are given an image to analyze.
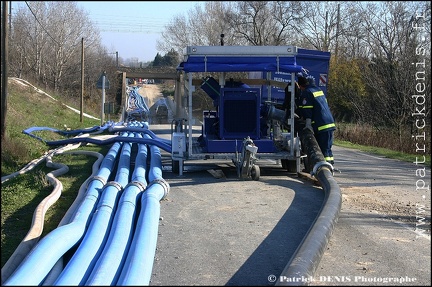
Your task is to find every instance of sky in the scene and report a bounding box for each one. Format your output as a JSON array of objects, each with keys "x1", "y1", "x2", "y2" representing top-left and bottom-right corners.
[
  {"x1": 76, "y1": 1, "x2": 204, "y2": 62},
  {"x1": 11, "y1": 1, "x2": 203, "y2": 63}
]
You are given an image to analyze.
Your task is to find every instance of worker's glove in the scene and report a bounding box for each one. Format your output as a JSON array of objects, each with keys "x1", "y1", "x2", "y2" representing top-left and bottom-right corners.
[{"x1": 304, "y1": 118, "x2": 313, "y2": 133}]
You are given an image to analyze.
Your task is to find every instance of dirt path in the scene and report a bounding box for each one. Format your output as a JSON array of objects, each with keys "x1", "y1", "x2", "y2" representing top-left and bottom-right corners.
[{"x1": 137, "y1": 84, "x2": 163, "y2": 108}]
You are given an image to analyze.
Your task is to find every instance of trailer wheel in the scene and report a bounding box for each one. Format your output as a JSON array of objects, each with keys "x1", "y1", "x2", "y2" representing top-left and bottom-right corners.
[
  {"x1": 286, "y1": 160, "x2": 297, "y2": 173},
  {"x1": 251, "y1": 165, "x2": 260, "y2": 181},
  {"x1": 281, "y1": 159, "x2": 296, "y2": 172},
  {"x1": 172, "y1": 160, "x2": 180, "y2": 174},
  {"x1": 281, "y1": 159, "x2": 288, "y2": 169},
  {"x1": 302, "y1": 156, "x2": 311, "y2": 173}
]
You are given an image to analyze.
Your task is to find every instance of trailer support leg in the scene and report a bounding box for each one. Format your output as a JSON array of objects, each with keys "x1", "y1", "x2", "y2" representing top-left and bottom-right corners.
[{"x1": 237, "y1": 137, "x2": 259, "y2": 180}]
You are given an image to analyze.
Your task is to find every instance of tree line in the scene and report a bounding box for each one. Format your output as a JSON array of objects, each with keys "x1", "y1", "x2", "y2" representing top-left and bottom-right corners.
[
  {"x1": 2, "y1": 1, "x2": 431, "y2": 153},
  {"x1": 159, "y1": 2, "x2": 430, "y2": 127}
]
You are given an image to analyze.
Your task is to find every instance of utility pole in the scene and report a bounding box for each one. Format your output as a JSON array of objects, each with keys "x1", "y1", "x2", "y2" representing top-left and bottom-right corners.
[
  {"x1": 1, "y1": 1, "x2": 9, "y2": 140},
  {"x1": 80, "y1": 37, "x2": 84, "y2": 122},
  {"x1": 101, "y1": 72, "x2": 106, "y2": 126},
  {"x1": 9, "y1": 0, "x2": 11, "y2": 32},
  {"x1": 97, "y1": 71, "x2": 109, "y2": 126}
]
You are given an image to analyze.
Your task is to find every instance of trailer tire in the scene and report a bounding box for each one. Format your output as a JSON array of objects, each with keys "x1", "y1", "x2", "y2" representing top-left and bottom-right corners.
[
  {"x1": 281, "y1": 159, "x2": 296, "y2": 173},
  {"x1": 281, "y1": 159, "x2": 288, "y2": 169},
  {"x1": 172, "y1": 160, "x2": 180, "y2": 174},
  {"x1": 302, "y1": 156, "x2": 311, "y2": 173},
  {"x1": 286, "y1": 160, "x2": 297, "y2": 173},
  {"x1": 251, "y1": 165, "x2": 260, "y2": 181}
]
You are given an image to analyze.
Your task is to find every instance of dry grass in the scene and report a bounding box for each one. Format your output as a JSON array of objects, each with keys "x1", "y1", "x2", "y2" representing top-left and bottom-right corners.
[{"x1": 334, "y1": 122, "x2": 430, "y2": 155}]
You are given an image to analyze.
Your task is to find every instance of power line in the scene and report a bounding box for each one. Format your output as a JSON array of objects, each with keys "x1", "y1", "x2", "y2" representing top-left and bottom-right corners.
[
  {"x1": 93, "y1": 19, "x2": 168, "y2": 34},
  {"x1": 97, "y1": 28, "x2": 165, "y2": 34},
  {"x1": 24, "y1": 1, "x2": 60, "y2": 46}
]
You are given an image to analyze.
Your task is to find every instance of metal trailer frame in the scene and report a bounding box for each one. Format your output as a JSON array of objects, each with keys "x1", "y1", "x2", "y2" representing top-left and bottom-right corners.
[{"x1": 171, "y1": 46, "x2": 307, "y2": 177}]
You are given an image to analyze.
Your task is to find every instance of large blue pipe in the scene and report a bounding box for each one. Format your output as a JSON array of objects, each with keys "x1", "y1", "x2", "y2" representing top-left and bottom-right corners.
[
  {"x1": 85, "y1": 130, "x2": 149, "y2": 285},
  {"x1": 5, "y1": 121, "x2": 171, "y2": 285},
  {"x1": 53, "y1": 132, "x2": 133, "y2": 285},
  {"x1": 41, "y1": 150, "x2": 106, "y2": 286},
  {"x1": 22, "y1": 122, "x2": 172, "y2": 153},
  {"x1": 130, "y1": 88, "x2": 150, "y2": 112},
  {"x1": 3, "y1": 141, "x2": 123, "y2": 286},
  {"x1": 44, "y1": 134, "x2": 172, "y2": 153},
  {"x1": 22, "y1": 121, "x2": 113, "y2": 142},
  {"x1": 116, "y1": 134, "x2": 169, "y2": 285},
  {"x1": 109, "y1": 125, "x2": 171, "y2": 145}
]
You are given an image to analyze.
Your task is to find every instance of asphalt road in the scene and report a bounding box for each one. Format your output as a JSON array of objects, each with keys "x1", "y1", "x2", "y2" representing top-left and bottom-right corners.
[
  {"x1": 149, "y1": 125, "x2": 431, "y2": 286},
  {"x1": 310, "y1": 146, "x2": 431, "y2": 286},
  {"x1": 152, "y1": 158, "x2": 325, "y2": 286}
]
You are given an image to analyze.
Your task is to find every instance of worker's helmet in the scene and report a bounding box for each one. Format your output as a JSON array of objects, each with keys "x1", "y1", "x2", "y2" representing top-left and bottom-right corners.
[
  {"x1": 297, "y1": 68, "x2": 315, "y2": 87},
  {"x1": 297, "y1": 75, "x2": 308, "y2": 87}
]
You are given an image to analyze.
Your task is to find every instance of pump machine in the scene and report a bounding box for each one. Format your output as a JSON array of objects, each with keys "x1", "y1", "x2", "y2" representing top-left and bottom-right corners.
[{"x1": 171, "y1": 45, "x2": 331, "y2": 180}]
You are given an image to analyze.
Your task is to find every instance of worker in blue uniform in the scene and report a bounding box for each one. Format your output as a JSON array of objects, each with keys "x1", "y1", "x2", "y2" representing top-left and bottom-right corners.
[{"x1": 298, "y1": 74, "x2": 336, "y2": 165}]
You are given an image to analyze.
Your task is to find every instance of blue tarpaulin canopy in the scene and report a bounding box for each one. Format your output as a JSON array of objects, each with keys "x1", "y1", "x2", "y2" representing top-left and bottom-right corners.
[
  {"x1": 177, "y1": 46, "x2": 304, "y2": 73},
  {"x1": 178, "y1": 56, "x2": 303, "y2": 73}
]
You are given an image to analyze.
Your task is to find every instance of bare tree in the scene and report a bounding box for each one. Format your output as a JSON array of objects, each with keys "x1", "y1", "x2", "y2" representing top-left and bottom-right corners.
[
  {"x1": 9, "y1": 2, "x2": 48, "y2": 83},
  {"x1": 41, "y1": 2, "x2": 100, "y2": 92},
  {"x1": 271, "y1": 1, "x2": 304, "y2": 45},
  {"x1": 330, "y1": 2, "x2": 369, "y2": 59},
  {"x1": 9, "y1": 1, "x2": 112, "y2": 103},
  {"x1": 292, "y1": 1, "x2": 356, "y2": 52},
  {"x1": 354, "y1": 2, "x2": 430, "y2": 149},
  {"x1": 226, "y1": 1, "x2": 275, "y2": 45},
  {"x1": 157, "y1": 2, "x2": 237, "y2": 58},
  {"x1": 158, "y1": 1, "x2": 304, "y2": 55},
  {"x1": 225, "y1": 1, "x2": 301, "y2": 46}
]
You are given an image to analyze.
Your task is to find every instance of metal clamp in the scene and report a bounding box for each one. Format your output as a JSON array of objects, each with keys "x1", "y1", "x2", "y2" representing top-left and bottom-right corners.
[
  {"x1": 125, "y1": 180, "x2": 147, "y2": 192},
  {"x1": 105, "y1": 181, "x2": 123, "y2": 191},
  {"x1": 311, "y1": 161, "x2": 334, "y2": 176},
  {"x1": 148, "y1": 178, "x2": 170, "y2": 199},
  {"x1": 87, "y1": 175, "x2": 107, "y2": 188}
]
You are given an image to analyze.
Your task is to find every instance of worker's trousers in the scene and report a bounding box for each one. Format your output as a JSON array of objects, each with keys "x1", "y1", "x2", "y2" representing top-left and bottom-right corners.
[{"x1": 315, "y1": 129, "x2": 334, "y2": 164}]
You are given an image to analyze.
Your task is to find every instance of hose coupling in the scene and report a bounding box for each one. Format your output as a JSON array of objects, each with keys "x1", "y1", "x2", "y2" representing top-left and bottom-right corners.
[
  {"x1": 87, "y1": 175, "x2": 107, "y2": 188},
  {"x1": 106, "y1": 181, "x2": 123, "y2": 191},
  {"x1": 148, "y1": 178, "x2": 170, "y2": 200},
  {"x1": 125, "y1": 180, "x2": 148, "y2": 192},
  {"x1": 312, "y1": 161, "x2": 334, "y2": 177}
]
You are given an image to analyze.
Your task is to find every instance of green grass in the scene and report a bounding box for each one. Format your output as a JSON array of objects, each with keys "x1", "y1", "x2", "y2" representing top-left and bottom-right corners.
[
  {"x1": 1, "y1": 78, "x2": 107, "y2": 268},
  {"x1": 1, "y1": 78, "x2": 103, "y2": 174},
  {"x1": 1, "y1": 150, "x2": 107, "y2": 265}
]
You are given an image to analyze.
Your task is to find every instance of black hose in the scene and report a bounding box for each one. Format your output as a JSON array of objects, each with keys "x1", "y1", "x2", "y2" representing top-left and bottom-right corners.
[{"x1": 276, "y1": 128, "x2": 342, "y2": 286}]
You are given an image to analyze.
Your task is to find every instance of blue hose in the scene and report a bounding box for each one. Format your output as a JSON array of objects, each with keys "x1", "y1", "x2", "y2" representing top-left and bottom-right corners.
[
  {"x1": 53, "y1": 132, "x2": 132, "y2": 285},
  {"x1": 85, "y1": 130, "x2": 150, "y2": 285},
  {"x1": 3, "y1": 140, "x2": 122, "y2": 286},
  {"x1": 116, "y1": 134, "x2": 169, "y2": 285},
  {"x1": 5, "y1": 120, "x2": 171, "y2": 286}
]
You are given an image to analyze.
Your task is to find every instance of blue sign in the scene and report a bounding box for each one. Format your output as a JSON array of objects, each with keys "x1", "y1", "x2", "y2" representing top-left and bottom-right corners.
[{"x1": 97, "y1": 72, "x2": 110, "y2": 89}]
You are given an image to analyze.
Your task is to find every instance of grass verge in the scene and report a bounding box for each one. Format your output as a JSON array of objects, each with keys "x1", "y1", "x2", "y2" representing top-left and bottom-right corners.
[{"x1": 334, "y1": 139, "x2": 431, "y2": 167}]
